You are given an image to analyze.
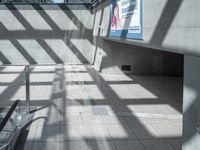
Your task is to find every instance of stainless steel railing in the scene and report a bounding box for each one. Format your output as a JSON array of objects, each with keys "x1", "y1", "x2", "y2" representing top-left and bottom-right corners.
[
  {"x1": 0, "y1": 100, "x2": 22, "y2": 150},
  {"x1": 24, "y1": 65, "x2": 30, "y2": 114}
]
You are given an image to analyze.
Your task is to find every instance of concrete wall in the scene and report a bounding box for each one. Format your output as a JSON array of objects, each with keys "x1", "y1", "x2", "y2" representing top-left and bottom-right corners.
[
  {"x1": 183, "y1": 55, "x2": 200, "y2": 150},
  {"x1": 0, "y1": 2, "x2": 185, "y2": 76},
  {"x1": 0, "y1": 4, "x2": 94, "y2": 64},
  {"x1": 93, "y1": 0, "x2": 200, "y2": 56},
  {"x1": 94, "y1": 35, "x2": 183, "y2": 75},
  {"x1": 93, "y1": 0, "x2": 184, "y2": 75}
]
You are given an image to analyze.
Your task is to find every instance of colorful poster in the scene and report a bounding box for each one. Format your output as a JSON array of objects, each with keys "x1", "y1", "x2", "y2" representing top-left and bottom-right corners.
[{"x1": 109, "y1": 0, "x2": 143, "y2": 39}]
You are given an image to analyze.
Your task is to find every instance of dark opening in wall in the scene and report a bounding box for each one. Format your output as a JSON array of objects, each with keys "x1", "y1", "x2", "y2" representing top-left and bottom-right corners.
[
  {"x1": 121, "y1": 65, "x2": 131, "y2": 71},
  {"x1": 163, "y1": 51, "x2": 184, "y2": 77}
]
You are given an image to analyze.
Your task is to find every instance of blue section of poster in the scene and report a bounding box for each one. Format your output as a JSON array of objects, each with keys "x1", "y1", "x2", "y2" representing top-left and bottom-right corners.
[{"x1": 109, "y1": 0, "x2": 143, "y2": 40}]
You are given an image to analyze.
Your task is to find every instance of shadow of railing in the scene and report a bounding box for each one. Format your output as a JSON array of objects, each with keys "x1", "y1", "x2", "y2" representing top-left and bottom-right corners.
[
  {"x1": 0, "y1": 1, "x2": 185, "y2": 149},
  {"x1": 0, "y1": 4, "x2": 94, "y2": 64}
]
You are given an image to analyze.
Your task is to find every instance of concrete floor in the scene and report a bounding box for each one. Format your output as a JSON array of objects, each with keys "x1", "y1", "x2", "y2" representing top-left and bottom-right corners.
[{"x1": 0, "y1": 65, "x2": 183, "y2": 150}]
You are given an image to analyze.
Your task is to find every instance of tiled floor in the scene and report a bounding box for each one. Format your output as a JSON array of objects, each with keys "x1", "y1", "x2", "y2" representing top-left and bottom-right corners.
[{"x1": 0, "y1": 65, "x2": 183, "y2": 150}]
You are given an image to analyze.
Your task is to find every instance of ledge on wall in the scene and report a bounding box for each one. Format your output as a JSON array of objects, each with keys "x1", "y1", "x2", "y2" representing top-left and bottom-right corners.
[
  {"x1": 102, "y1": 36, "x2": 148, "y2": 49},
  {"x1": 101, "y1": 37, "x2": 188, "y2": 55},
  {"x1": 102, "y1": 37, "x2": 184, "y2": 55}
]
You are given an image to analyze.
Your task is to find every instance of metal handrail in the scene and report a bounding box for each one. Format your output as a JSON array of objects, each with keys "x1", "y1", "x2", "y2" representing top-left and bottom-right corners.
[
  {"x1": 0, "y1": 143, "x2": 9, "y2": 150},
  {"x1": 0, "y1": 100, "x2": 22, "y2": 150},
  {"x1": 0, "y1": 126, "x2": 21, "y2": 150},
  {"x1": 25, "y1": 65, "x2": 30, "y2": 114},
  {"x1": 0, "y1": 100, "x2": 21, "y2": 133}
]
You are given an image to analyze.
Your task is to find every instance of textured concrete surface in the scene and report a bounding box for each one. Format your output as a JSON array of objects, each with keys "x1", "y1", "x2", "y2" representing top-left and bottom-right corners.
[
  {"x1": 0, "y1": 64, "x2": 182, "y2": 150},
  {"x1": 182, "y1": 55, "x2": 200, "y2": 150},
  {"x1": 92, "y1": 0, "x2": 184, "y2": 74},
  {"x1": 93, "y1": 0, "x2": 200, "y2": 57},
  {"x1": 93, "y1": 36, "x2": 183, "y2": 75},
  {"x1": 0, "y1": 5, "x2": 93, "y2": 64},
  {"x1": 0, "y1": 3, "x2": 184, "y2": 76}
]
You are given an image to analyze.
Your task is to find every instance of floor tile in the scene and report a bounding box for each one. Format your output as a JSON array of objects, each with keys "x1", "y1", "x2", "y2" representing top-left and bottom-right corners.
[
  {"x1": 129, "y1": 123, "x2": 161, "y2": 139},
  {"x1": 151, "y1": 124, "x2": 182, "y2": 138},
  {"x1": 84, "y1": 125, "x2": 111, "y2": 139},
  {"x1": 114, "y1": 140, "x2": 145, "y2": 150},
  {"x1": 37, "y1": 114, "x2": 61, "y2": 126},
  {"x1": 145, "y1": 118, "x2": 171, "y2": 124},
  {"x1": 81, "y1": 114, "x2": 104, "y2": 125},
  {"x1": 60, "y1": 125, "x2": 85, "y2": 141},
  {"x1": 60, "y1": 141, "x2": 89, "y2": 150},
  {"x1": 87, "y1": 140, "x2": 117, "y2": 150},
  {"x1": 32, "y1": 141, "x2": 60, "y2": 150},
  {"x1": 60, "y1": 114, "x2": 83, "y2": 125},
  {"x1": 34, "y1": 125, "x2": 60, "y2": 141},
  {"x1": 166, "y1": 138, "x2": 182, "y2": 150},
  {"x1": 106, "y1": 124, "x2": 137, "y2": 139},
  {"x1": 0, "y1": 65, "x2": 183, "y2": 150},
  {"x1": 141, "y1": 139, "x2": 174, "y2": 150},
  {"x1": 123, "y1": 116, "x2": 148, "y2": 125},
  {"x1": 102, "y1": 116, "x2": 126, "y2": 125},
  {"x1": 17, "y1": 141, "x2": 33, "y2": 150}
]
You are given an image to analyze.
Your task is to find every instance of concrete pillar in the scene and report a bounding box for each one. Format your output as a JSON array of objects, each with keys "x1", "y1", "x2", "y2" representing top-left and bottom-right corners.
[{"x1": 183, "y1": 54, "x2": 200, "y2": 150}]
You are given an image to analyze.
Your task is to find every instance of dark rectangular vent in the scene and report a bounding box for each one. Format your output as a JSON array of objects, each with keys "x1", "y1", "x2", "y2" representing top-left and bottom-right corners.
[{"x1": 121, "y1": 65, "x2": 131, "y2": 71}]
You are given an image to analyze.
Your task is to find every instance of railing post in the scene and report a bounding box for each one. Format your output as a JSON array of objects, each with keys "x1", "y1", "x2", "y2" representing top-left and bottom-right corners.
[
  {"x1": 197, "y1": 125, "x2": 200, "y2": 135},
  {"x1": 25, "y1": 65, "x2": 30, "y2": 114}
]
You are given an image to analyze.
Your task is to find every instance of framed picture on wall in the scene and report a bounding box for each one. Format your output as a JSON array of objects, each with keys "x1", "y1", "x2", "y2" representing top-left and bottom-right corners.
[{"x1": 109, "y1": 0, "x2": 143, "y2": 40}]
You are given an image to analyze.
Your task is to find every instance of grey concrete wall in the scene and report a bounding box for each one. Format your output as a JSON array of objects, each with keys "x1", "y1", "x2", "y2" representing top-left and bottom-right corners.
[
  {"x1": 0, "y1": 4, "x2": 94, "y2": 64},
  {"x1": 93, "y1": 0, "x2": 184, "y2": 75},
  {"x1": 93, "y1": 0, "x2": 200, "y2": 56},
  {"x1": 183, "y1": 55, "x2": 200, "y2": 150},
  {"x1": 94, "y1": 36, "x2": 164, "y2": 75},
  {"x1": 94, "y1": 35, "x2": 183, "y2": 75}
]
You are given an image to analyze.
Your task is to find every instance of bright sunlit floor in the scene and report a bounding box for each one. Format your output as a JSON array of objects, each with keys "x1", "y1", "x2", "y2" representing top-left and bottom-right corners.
[{"x1": 0, "y1": 64, "x2": 183, "y2": 150}]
